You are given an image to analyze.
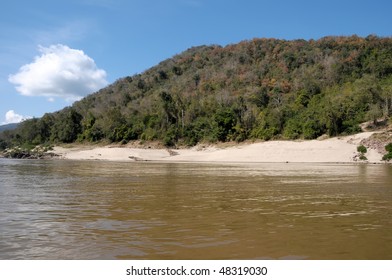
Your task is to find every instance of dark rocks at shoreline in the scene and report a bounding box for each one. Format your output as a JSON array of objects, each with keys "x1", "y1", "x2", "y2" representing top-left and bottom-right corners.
[{"x1": 0, "y1": 147, "x2": 60, "y2": 160}]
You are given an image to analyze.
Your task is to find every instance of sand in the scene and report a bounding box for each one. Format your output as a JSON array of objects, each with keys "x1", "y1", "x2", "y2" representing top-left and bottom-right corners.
[{"x1": 50, "y1": 131, "x2": 387, "y2": 164}]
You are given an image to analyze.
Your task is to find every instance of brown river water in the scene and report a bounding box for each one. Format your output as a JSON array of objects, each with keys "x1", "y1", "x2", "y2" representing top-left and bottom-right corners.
[{"x1": 0, "y1": 159, "x2": 391, "y2": 259}]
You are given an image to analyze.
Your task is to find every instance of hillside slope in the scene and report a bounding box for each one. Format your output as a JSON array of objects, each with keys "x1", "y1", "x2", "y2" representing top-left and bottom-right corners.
[{"x1": 1, "y1": 35, "x2": 392, "y2": 148}]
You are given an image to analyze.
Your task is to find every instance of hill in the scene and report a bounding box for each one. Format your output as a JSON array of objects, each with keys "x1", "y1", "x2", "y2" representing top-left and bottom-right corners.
[
  {"x1": 0, "y1": 123, "x2": 18, "y2": 133},
  {"x1": 1, "y1": 35, "x2": 392, "y2": 149}
]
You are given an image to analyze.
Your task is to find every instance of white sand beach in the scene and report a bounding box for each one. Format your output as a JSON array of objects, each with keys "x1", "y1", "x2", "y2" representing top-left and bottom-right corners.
[{"x1": 51, "y1": 131, "x2": 387, "y2": 163}]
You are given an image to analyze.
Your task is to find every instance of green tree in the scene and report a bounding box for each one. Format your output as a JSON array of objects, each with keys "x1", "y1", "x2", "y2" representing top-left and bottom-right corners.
[
  {"x1": 160, "y1": 91, "x2": 178, "y2": 126},
  {"x1": 51, "y1": 109, "x2": 83, "y2": 143},
  {"x1": 213, "y1": 107, "x2": 237, "y2": 141},
  {"x1": 103, "y1": 108, "x2": 126, "y2": 142}
]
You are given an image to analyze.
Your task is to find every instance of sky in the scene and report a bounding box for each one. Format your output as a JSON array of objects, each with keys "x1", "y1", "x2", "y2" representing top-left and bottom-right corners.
[{"x1": 1, "y1": 0, "x2": 391, "y2": 124}]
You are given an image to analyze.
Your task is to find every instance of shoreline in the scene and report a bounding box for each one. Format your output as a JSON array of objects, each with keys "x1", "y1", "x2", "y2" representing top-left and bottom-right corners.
[{"x1": 48, "y1": 131, "x2": 390, "y2": 164}]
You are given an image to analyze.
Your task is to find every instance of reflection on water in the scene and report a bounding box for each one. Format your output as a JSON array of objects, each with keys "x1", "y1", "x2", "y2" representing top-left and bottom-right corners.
[{"x1": 0, "y1": 159, "x2": 391, "y2": 259}]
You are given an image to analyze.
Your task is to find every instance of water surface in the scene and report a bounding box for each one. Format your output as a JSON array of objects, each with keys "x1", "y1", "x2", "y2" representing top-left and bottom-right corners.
[{"x1": 0, "y1": 159, "x2": 391, "y2": 259}]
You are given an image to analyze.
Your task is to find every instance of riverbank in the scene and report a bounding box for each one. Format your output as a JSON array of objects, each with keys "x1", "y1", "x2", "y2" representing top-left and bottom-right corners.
[{"x1": 49, "y1": 131, "x2": 391, "y2": 163}]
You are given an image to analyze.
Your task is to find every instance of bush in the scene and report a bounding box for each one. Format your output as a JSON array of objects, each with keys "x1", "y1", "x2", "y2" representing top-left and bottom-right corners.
[
  {"x1": 357, "y1": 145, "x2": 367, "y2": 154},
  {"x1": 382, "y1": 143, "x2": 392, "y2": 161},
  {"x1": 382, "y1": 153, "x2": 392, "y2": 161},
  {"x1": 0, "y1": 139, "x2": 7, "y2": 151},
  {"x1": 359, "y1": 154, "x2": 368, "y2": 161}
]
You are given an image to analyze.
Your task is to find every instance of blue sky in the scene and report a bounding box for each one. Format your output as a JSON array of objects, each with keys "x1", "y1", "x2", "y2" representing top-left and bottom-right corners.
[{"x1": 1, "y1": 0, "x2": 391, "y2": 124}]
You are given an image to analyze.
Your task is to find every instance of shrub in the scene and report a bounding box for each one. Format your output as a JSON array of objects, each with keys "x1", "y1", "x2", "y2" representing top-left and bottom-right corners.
[
  {"x1": 359, "y1": 154, "x2": 368, "y2": 161},
  {"x1": 0, "y1": 139, "x2": 7, "y2": 150},
  {"x1": 357, "y1": 145, "x2": 367, "y2": 154},
  {"x1": 382, "y1": 153, "x2": 392, "y2": 161},
  {"x1": 382, "y1": 143, "x2": 392, "y2": 161}
]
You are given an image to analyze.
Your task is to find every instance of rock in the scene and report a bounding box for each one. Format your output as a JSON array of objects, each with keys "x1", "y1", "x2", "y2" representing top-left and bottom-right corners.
[{"x1": 360, "y1": 131, "x2": 392, "y2": 154}]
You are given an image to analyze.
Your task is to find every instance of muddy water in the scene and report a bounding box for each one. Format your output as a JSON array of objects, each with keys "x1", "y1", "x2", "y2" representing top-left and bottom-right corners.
[{"x1": 0, "y1": 159, "x2": 391, "y2": 259}]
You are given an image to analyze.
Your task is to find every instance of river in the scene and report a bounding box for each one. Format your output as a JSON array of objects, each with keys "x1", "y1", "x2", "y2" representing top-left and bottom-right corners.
[{"x1": 0, "y1": 159, "x2": 391, "y2": 259}]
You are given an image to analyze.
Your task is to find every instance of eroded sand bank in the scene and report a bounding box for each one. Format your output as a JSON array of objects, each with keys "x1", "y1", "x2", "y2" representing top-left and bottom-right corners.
[{"x1": 51, "y1": 132, "x2": 386, "y2": 163}]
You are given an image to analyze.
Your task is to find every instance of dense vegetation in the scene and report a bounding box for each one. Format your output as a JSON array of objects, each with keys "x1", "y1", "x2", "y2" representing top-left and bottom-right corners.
[{"x1": 1, "y1": 35, "x2": 392, "y2": 149}]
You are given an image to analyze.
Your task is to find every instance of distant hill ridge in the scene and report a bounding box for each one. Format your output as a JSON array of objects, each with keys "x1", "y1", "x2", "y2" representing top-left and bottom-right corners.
[
  {"x1": 0, "y1": 123, "x2": 18, "y2": 133},
  {"x1": 1, "y1": 35, "x2": 392, "y2": 148}
]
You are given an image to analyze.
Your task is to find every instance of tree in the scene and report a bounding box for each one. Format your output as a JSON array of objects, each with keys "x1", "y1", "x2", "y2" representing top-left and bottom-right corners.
[
  {"x1": 36, "y1": 113, "x2": 55, "y2": 143},
  {"x1": 17, "y1": 118, "x2": 40, "y2": 144},
  {"x1": 251, "y1": 88, "x2": 270, "y2": 108},
  {"x1": 51, "y1": 109, "x2": 82, "y2": 143},
  {"x1": 0, "y1": 138, "x2": 7, "y2": 150},
  {"x1": 160, "y1": 91, "x2": 178, "y2": 126},
  {"x1": 381, "y1": 77, "x2": 392, "y2": 117},
  {"x1": 213, "y1": 107, "x2": 237, "y2": 141},
  {"x1": 103, "y1": 108, "x2": 126, "y2": 142},
  {"x1": 366, "y1": 104, "x2": 383, "y2": 125}
]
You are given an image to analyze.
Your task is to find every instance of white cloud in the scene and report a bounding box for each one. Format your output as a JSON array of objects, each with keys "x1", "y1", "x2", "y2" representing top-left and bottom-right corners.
[
  {"x1": 8, "y1": 44, "x2": 108, "y2": 102},
  {"x1": 3, "y1": 110, "x2": 30, "y2": 124}
]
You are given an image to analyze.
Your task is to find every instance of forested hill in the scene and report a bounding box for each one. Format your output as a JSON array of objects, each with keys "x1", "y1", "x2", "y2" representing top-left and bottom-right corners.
[{"x1": 2, "y1": 35, "x2": 392, "y2": 148}]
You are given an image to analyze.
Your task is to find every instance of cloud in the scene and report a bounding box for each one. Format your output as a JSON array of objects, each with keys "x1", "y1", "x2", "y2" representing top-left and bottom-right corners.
[
  {"x1": 8, "y1": 44, "x2": 108, "y2": 102},
  {"x1": 3, "y1": 110, "x2": 30, "y2": 124}
]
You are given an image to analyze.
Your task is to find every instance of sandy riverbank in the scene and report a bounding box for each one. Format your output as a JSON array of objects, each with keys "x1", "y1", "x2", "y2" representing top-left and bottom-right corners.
[{"x1": 50, "y1": 131, "x2": 388, "y2": 164}]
